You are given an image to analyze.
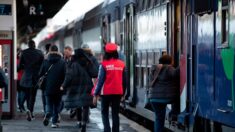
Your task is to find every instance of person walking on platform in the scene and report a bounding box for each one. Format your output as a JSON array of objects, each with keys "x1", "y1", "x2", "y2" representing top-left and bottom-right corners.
[
  {"x1": 63, "y1": 46, "x2": 75, "y2": 118},
  {"x1": 61, "y1": 48, "x2": 97, "y2": 132},
  {"x1": 17, "y1": 48, "x2": 26, "y2": 112},
  {"x1": 148, "y1": 55, "x2": 180, "y2": 132},
  {"x1": 75, "y1": 44, "x2": 99, "y2": 124},
  {"x1": 18, "y1": 40, "x2": 44, "y2": 121},
  {"x1": 93, "y1": 43, "x2": 126, "y2": 132},
  {"x1": 39, "y1": 45, "x2": 66, "y2": 128},
  {"x1": 41, "y1": 43, "x2": 51, "y2": 114}
]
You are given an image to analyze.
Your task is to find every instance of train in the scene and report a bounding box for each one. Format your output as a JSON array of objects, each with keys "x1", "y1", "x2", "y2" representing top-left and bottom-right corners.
[{"x1": 37, "y1": 0, "x2": 235, "y2": 131}]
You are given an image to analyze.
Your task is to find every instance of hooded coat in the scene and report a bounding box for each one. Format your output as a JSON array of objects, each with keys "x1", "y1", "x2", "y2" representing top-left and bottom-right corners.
[
  {"x1": 39, "y1": 52, "x2": 66, "y2": 96},
  {"x1": 62, "y1": 49, "x2": 95, "y2": 108}
]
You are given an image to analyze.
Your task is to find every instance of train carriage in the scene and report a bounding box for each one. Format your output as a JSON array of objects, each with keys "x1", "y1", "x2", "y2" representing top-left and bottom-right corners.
[{"x1": 37, "y1": 0, "x2": 235, "y2": 131}]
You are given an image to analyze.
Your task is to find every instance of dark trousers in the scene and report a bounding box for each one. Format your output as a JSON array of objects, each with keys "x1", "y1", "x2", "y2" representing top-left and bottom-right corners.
[
  {"x1": 25, "y1": 87, "x2": 38, "y2": 113},
  {"x1": 150, "y1": 102, "x2": 167, "y2": 132},
  {"x1": 101, "y1": 95, "x2": 121, "y2": 132},
  {"x1": 41, "y1": 90, "x2": 46, "y2": 112},
  {"x1": 76, "y1": 106, "x2": 89, "y2": 123},
  {"x1": 45, "y1": 95, "x2": 62, "y2": 124}
]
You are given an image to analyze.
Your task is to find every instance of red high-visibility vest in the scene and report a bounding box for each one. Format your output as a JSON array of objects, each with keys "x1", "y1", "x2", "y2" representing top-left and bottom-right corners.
[{"x1": 101, "y1": 59, "x2": 125, "y2": 95}]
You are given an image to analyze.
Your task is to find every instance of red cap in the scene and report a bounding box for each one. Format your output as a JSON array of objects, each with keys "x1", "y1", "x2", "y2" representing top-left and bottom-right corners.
[{"x1": 105, "y1": 43, "x2": 117, "y2": 53}]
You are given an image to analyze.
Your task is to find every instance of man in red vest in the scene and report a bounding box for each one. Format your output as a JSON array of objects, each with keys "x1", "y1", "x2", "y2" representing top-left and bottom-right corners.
[{"x1": 93, "y1": 43, "x2": 126, "y2": 132}]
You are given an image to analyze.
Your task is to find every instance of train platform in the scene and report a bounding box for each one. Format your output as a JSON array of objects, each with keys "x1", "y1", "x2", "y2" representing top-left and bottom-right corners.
[{"x1": 2, "y1": 91, "x2": 150, "y2": 132}]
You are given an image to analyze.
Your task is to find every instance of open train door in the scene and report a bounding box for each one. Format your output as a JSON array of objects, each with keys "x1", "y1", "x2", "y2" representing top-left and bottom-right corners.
[
  {"x1": 0, "y1": 31, "x2": 14, "y2": 118},
  {"x1": 123, "y1": 3, "x2": 136, "y2": 106}
]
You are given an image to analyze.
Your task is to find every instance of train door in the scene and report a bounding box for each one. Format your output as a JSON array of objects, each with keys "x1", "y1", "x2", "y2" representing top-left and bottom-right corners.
[
  {"x1": 123, "y1": 4, "x2": 135, "y2": 105},
  {"x1": 215, "y1": 0, "x2": 234, "y2": 112}
]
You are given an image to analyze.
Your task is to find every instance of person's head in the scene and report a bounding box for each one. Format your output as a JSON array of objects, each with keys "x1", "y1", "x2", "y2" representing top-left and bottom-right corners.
[
  {"x1": 159, "y1": 55, "x2": 172, "y2": 65},
  {"x1": 64, "y1": 46, "x2": 73, "y2": 58},
  {"x1": 81, "y1": 44, "x2": 89, "y2": 49},
  {"x1": 81, "y1": 44, "x2": 93, "y2": 55},
  {"x1": 45, "y1": 43, "x2": 51, "y2": 53},
  {"x1": 49, "y1": 45, "x2": 58, "y2": 52},
  {"x1": 103, "y1": 43, "x2": 119, "y2": 60},
  {"x1": 28, "y1": 40, "x2": 35, "y2": 48}
]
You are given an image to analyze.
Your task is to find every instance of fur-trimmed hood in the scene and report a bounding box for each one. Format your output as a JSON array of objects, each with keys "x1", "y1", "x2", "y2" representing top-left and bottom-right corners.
[{"x1": 47, "y1": 51, "x2": 63, "y2": 63}]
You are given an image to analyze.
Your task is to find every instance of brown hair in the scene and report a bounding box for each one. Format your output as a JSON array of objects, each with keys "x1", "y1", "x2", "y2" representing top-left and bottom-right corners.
[{"x1": 159, "y1": 55, "x2": 172, "y2": 65}]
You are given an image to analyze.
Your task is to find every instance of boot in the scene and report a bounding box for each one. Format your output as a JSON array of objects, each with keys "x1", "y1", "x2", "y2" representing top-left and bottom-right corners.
[{"x1": 81, "y1": 124, "x2": 86, "y2": 132}]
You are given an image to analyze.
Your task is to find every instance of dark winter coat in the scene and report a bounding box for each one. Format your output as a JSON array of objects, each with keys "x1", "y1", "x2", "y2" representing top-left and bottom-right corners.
[
  {"x1": 18, "y1": 48, "x2": 44, "y2": 88},
  {"x1": 39, "y1": 52, "x2": 66, "y2": 96},
  {"x1": 62, "y1": 59, "x2": 94, "y2": 109},
  {"x1": 148, "y1": 65, "x2": 180, "y2": 101}
]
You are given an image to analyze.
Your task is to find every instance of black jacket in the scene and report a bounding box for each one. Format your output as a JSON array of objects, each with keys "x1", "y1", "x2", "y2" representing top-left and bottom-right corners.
[
  {"x1": 18, "y1": 48, "x2": 44, "y2": 88},
  {"x1": 39, "y1": 52, "x2": 66, "y2": 96},
  {"x1": 62, "y1": 59, "x2": 94, "y2": 108},
  {"x1": 148, "y1": 65, "x2": 180, "y2": 101}
]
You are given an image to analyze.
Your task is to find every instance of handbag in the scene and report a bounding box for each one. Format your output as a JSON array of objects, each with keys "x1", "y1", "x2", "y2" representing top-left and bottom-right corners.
[
  {"x1": 144, "y1": 64, "x2": 163, "y2": 110},
  {"x1": 35, "y1": 64, "x2": 54, "y2": 89}
]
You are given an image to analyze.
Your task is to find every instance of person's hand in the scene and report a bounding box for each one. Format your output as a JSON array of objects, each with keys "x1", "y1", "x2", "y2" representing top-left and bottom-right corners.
[
  {"x1": 121, "y1": 96, "x2": 125, "y2": 102},
  {"x1": 93, "y1": 96, "x2": 98, "y2": 105},
  {"x1": 60, "y1": 86, "x2": 64, "y2": 91}
]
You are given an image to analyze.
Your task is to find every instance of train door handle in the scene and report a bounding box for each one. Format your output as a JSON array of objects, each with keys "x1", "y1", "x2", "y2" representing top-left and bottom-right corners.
[{"x1": 217, "y1": 109, "x2": 232, "y2": 113}]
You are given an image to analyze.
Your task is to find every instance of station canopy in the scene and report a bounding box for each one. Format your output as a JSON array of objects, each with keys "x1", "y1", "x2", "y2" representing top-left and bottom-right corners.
[
  {"x1": 17, "y1": 0, "x2": 104, "y2": 46},
  {"x1": 16, "y1": 0, "x2": 70, "y2": 44}
]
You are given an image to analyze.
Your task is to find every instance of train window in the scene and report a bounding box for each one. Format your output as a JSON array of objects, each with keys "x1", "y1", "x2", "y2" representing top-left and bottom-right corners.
[
  {"x1": 161, "y1": 0, "x2": 169, "y2": 4},
  {"x1": 101, "y1": 15, "x2": 110, "y2": 44},
  {"x1": 136, "y1": 52, "x2": 141, "y2": 65},
  {"x1": 221, "y1": 0, "x2": 229, "y2": 45},
  {"x1": 148, "y1": 52, "x2": 154, "y2": 65},
  {"x1": 148, "y1": 0, "x2": 154, "y2": 9},
  {"x1": 142, "y1": 52, "x2": 147, "y2": 65},
  {"x1": 154, "y1": 0, "x2": 160, "y2": 6},
  {"x1": 194, "y1": 0, "x2": 218, "y2": 15},
  {"x1": 138, "y1": 0, "x2": 144, "y2": 11},
  {"x1": 154, "y1": 51, "x2": 160, "y2": 64}
]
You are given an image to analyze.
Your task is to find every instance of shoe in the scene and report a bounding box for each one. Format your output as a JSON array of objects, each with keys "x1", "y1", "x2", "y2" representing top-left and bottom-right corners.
[
  {"x1": 81, "y1": 124, "x2": 86, "y2": 132},
  {"x1": 70, "y1": 110, "x2": 76, "y2": 119},
  {"x1": 43, "y1": 114, "x2": 50, "y2": 126},
  {"x1": 51, "y1": 123, "x2": 59, "y2": 128},
  {"x1": 57, "y1": 114, "x2": 61, "y2": 123},
  {"x1": 26, "y1": 110, "x2": 32, "y2": 121},
  {"x1": 77, "y1": 122, "x2": 82, "y2": 128}
]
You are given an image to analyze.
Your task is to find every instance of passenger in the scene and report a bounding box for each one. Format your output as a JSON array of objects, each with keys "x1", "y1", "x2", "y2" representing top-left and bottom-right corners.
[
  {"x1": 79, "y1": 44, "x2": 99, "y2": 124},
  {"x1": 17, "y1": 48, "x2": 26, "y2": 112},
  {"x1": 18, "y1": 40, "x2": 44, "y2": 121},
  {"x1": 63, "y1": 46, "x2": 76, "y2": 118},
  {"x1": 93, "y1": 43, "x2": 126, "y2": 132},
  {"x1": 60, "y1": 48, "x2": 96, "y2": 132},
  {"x1": 63, "y1": 46, "x2": 73, "y2": 64},
  {"x1": 39, "y1": 45, "x2": 66, "y2": 128},
  {"x1": 41, "y1": 43, "x2": 51, "y2": 114},
  {"x1": 148, "y1": 55, "x2": 180, "y2": 132}
]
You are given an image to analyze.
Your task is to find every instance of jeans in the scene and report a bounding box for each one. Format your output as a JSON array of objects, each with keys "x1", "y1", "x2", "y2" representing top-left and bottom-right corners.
[
  {"x1": 150, "y1": 102, "x2": 167, "y2": 132},
  {"x1": 25, "y1": 87, "x2": 38, "y2": 113},
  {"x1": 17, "y1": 81, "x2": 26, "y2": 109},
  {"x1": 45, "y1": 95, "x2": 62, "y2": 124},
  {"x1": 101, "y1": 95, "x2": 121, "y2": 132},
  {"x1": 76, "y1": 107, "x2": 89, "y2": 123}
]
